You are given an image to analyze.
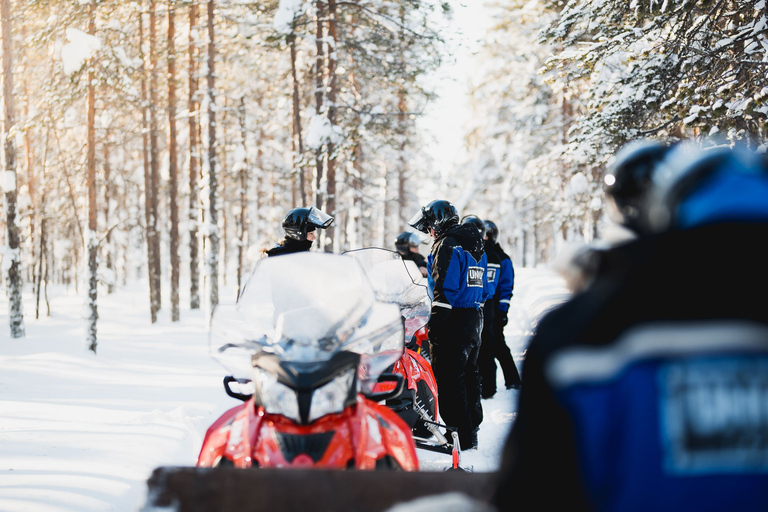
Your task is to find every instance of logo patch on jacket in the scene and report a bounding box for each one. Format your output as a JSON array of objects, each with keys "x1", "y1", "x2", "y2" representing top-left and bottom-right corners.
[
  {"x1": 487, "y1": 263, "x2": 500, "y2": 283},
  {"x1": 467, "y1": 267, "x2": 484, "y2": 287},
  {"x1": 661, "y1": 357, "x2": 768, "y2": 473}
]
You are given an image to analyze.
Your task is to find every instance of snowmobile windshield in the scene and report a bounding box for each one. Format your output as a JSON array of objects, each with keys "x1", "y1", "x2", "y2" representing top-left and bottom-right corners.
[
  {"x1": 342, "y1": 248, "x2": 431, "y2": 339},
  {"x1": 209, "y1": 252, "x2": 404, "y2": 391},
  {"x1": 307, "y1": 207, "x2": 334, "y2": 229}
]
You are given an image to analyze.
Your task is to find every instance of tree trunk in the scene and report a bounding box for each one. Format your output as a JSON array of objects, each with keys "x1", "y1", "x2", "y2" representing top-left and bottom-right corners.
[
  {"x1": 188, "y1": 1, "x2": 201, "y2": 310},
  {"x1": 323, "y1": 0, "x2": 338, "y2": 253},
  {"x1": 2, "y1": 0, "x2": 25, "y2": 338},
  {"x1": 168, "y1": 0, "x2": 180, "y2": 321},
  {"x1": 314, "y1": 1, "x2": 325, "y2": 210},
  {"x1": 290, "y1": 35, "x2": 306, "y2": 206},
  {"x1": 103, "y1": 139, "x2": 114, "y2": 294},
  {"x1": 86, "y1": 0, "x2": 98, "y2": 352},
  {"x1": 236, "y1": 96, "x2": 248, "y2": 298},
  {"x1": 396, "y1": 5, "x2": 408, "y2": 229},
  {"x1": 139, "y1": 11, "x2": 157, "y2": 323},
  {"x1": 149, "y1": 0, "x2": 162, "y2": 320},
  {"x1": 206, "y1": 0, "x2": 219, "y2": 309},
  {"x1": 35, "y1": 216, "x2": 46, "y2": 319}
]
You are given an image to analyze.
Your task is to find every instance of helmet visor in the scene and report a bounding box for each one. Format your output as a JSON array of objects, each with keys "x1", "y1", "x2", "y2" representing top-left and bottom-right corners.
[
  {"x1": 408, "y1": 208, "x2": 431, "y2": 234},
  {"x1": 307, "y1": 207, "x2": 334, "y2": 229}
]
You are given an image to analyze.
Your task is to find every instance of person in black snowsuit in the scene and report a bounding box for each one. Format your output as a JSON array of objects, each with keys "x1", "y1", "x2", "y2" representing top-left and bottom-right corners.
[
  {"x1": 483, "y1": 220, "x2": 522, "y2": 393},
  {"x1": 493, "y1": 144, "x2": 768, "y2": 512},
  {"x1": 394, "y1": 231, "x2": 428, "y2": 277},
  {"x1": 409, "y1": 200, "x2": 487, "y2": 450},
  {"x1": 460, "y1": 216, "x2": 503, "y2": 399},
  {"x1": 265, "y1": 206, "x2": 334, "y2": 257}
]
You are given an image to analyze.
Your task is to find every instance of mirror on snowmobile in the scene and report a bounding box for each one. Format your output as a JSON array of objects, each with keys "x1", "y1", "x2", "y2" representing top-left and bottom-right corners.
[
  {"x1": 364, "y1": 372, "x2": 405, "y2": 403},
  {"x1": 223, "y1": 375, "x2": 253, "y2": 402}
]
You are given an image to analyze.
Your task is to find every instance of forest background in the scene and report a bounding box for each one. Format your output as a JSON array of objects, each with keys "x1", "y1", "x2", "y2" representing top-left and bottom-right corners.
[{"x1": 3, "y1": 0, "x2": 768, "y2": 343}]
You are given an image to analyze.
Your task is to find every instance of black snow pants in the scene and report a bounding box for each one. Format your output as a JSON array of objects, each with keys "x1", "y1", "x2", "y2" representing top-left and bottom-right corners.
[
  {"x1": 428, "y1": 307, "x2": 483, "y2": 450},
  {"x1": 479, "y1": 302, "x2": 499, "y2": 398},
  {"x1": 493, "y1": 311, "x2": 522, "y2": 388}
]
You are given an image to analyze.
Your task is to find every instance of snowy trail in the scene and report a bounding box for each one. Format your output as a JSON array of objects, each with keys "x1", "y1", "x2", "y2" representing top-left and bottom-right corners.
[
  {"x1": 0, "y1": 283, "x2": 238, "y2": 512},
  {"x1": 0, "y1": 268, "x2": 569, "y2": 511}
]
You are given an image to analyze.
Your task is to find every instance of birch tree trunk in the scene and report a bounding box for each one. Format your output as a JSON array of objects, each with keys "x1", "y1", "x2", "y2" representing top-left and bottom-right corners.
[
  {"x1": 149, "y1": 0, "x2": 162, "y2": 320},
  {"x1": 236, "y1": 96, "x2": 248, "y2": 298},
  {"x1": 139, "y1": 11, "x2": 157, "y2": 323},
  {"x1": 103, "y1": 139, "x2": 114, "y2": 294},
  {"x1": 323, "y1": 0, "x2": 338, "y2": 253},
  {"x1": 188, "y1": 1, "x2": 201, "y2": 310},
  {"x1": 314, "y1": 1, "x2": 325, "y2": 210},
  {"x1": 168, "y1": 0, "x2": 180, "y2": 321},
  {"x1": 206, "y1": 0, "x2": 219, "y2": 309},
  {"x1": 289, "y1": 35, "x2": 306, "y2": 206},
  {"x1": 1, "y1": 0, "x2": 24, "y2": 338},
  {"x1": 86, "y1": 1, "x2": 98, "y2": 352}
]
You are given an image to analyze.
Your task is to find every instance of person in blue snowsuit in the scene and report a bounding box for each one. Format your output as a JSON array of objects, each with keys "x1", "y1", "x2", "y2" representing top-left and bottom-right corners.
[
  {"x1": 409, "y1": 200, "x2": 487, "y2": 450},
  {"x1": 484, "y1": 220, "x2": 522, "y2": 394},
  {"x1": 493, "y1": 143, "x2": 768, "y2": 512}
]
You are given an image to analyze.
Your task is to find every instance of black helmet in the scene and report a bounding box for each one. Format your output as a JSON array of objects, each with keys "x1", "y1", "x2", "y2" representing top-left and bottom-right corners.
[
  {"x1": 604, "y1": 139, "x2": 670, "y2": 235},
  {"x1": 647, "y1": 144, "x2": 768, "y2": 232},
  {"x1": 461, "y1": 215, "x2": 487, "y2": 238},
  {"x1": 408, "y1": 200, "x2": 459, "y2": 236},
  {"x1": 484, "y1": 220, "x2": 499, "y2": 243},
  {"x1": 282, "y1": 206, "x2": 334, "y2": 241},
  {"x1": 394, "y1": 231, "x2": 422, "y2": 253}
]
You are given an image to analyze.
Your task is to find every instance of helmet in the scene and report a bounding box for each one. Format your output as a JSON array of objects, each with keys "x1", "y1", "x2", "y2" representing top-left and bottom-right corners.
[
  {"x1": 394, "y1": 232, "x2": 422, "y2": 253},
  {"x1": 647, "y1": 143, "x2": 768, "y2": 232},
  {"x1": 604, "y1": 139, "x2": 670, "y2": 235},
  {"x1": 484, "y1": 220, "x2": 499, "y2": 244},
  {"x1": 408, "y1": 200, "x2": 459, "y2": 236},
  {"x1": 282, "y1": 206, "x2": 334, "y2": 241},
  {"x1": 461, "y1": 215, "x2": 487, "y2": 238}
]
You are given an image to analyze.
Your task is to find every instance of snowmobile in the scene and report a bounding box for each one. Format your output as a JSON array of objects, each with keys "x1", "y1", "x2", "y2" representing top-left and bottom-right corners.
[
  {"x1": 343, "y1": 248, "x2": 462, "y2": 470},
  {"x1": 196, "y1": 252, "x2": 418, "y2": 471}
]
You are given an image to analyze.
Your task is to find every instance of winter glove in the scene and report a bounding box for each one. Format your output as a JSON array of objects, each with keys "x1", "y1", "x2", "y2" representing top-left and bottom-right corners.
[
  {"x1": 427, "y1": 307, "x2": 450, "y2": 345},
  {"x1": 497, "y1": 310, "x2": 509, "y2": 327}
]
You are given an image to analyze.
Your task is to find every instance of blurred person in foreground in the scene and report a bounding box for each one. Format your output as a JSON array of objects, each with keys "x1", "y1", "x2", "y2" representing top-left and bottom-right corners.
[
  {"x1": 265, "y1": 206, "x2": 334, "y2": 257},
  {"x1": 493, "y1": 143, "x2": 768, "y2": 512},
  {"x1": 553, "y1": 139, "x2": 671, "y2": 293},
  {"x1": 410, "y1": 200, "x2": 487, "y2": 450}
]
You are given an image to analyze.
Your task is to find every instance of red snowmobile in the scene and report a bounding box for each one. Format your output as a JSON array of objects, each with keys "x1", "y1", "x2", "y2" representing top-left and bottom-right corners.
[
  {"x1": 344, "y1": 248, "x2": 462, "y2": 468},
  {"x1": 197, "y1": 253, "x2": 418, "y2": 471}
]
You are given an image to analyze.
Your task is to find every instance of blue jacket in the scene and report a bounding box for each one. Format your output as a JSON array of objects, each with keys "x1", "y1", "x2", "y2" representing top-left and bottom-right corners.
[
  {"x1": 492, "y1": 242, "x2": 514, "y2": 312},
  {"x1": 494, "y1": 223, "x2": 768, "y2": 512},
  {"x1": 427, "y1": 223, "x2": 487, "y2": 310},
  {"x1": 484, "y1": 240, "x2": 501, "y2": 302}
]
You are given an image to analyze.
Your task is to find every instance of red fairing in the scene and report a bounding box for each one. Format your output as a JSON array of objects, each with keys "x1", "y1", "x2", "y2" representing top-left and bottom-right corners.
[
  {"x1": 407, "y1": 350, "x2": 438, "y2": 419},
  {"x1": 196, "y1": 396, "x2": 418, "y2": 471}
]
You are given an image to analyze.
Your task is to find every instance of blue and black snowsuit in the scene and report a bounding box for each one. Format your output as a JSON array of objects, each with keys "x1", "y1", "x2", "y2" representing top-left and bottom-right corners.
[
  {"x1": 426, "y1": 223, "x2": 487, "y2": 450},
  {"x1": 490, "y1": 242, "x2": 522, "y2": 390},
  {"x1": 494, "y1": 223, "x2": 768, "y2": 512}
]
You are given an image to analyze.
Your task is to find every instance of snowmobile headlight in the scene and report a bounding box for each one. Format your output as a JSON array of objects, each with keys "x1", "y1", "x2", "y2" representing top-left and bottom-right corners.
[
  {"x1": 308, "y1": 368, "x2": 356, "y2": 423},
  {"x1": 254, "y1": 368, "x2": 301, "y2": 423}
]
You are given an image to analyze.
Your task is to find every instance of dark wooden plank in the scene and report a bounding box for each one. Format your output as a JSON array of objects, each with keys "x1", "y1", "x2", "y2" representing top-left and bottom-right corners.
[{"x1": 145, "y1": 467, "x2": 499, "y2": 512}]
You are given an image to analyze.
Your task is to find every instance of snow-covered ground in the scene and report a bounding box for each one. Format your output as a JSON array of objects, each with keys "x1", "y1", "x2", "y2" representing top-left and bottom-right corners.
[{"x1": 0, "y1": 267, "x2": 569, "y2": 512}]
